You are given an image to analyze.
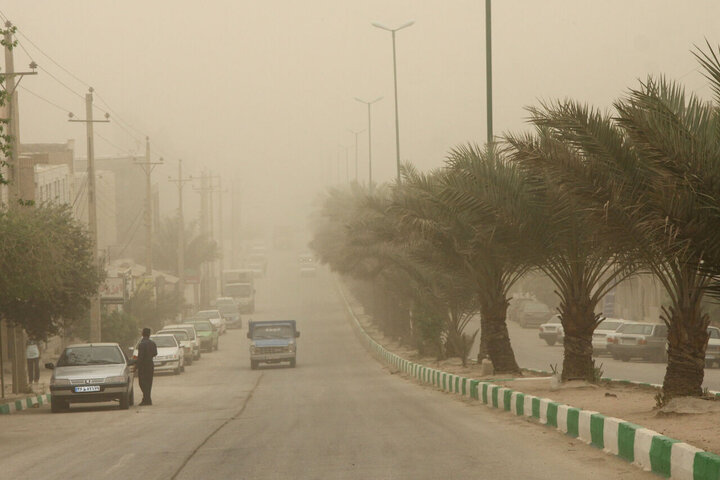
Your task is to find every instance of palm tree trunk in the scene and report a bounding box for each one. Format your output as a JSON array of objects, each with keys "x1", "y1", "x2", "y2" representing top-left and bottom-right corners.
[
  {"x1": 479, "y1": 296, "x2": 521, "y2": 374},
  {"x1": 662, "y1": 306, "x2": 708, "y2": 398},
  {"x1": 560, "y1": 298, "x2": 596, "y2": 381}
]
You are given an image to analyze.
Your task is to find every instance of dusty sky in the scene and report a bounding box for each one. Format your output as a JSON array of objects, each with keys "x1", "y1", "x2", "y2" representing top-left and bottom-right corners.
[{"x1": 2, "y1": 0, "x2": 719, "y2": 228}]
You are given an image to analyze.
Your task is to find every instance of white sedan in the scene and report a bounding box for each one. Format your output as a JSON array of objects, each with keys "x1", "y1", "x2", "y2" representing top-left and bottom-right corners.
[{"x1": 132, "y1": 334, "x2": 185, "y2": 374}]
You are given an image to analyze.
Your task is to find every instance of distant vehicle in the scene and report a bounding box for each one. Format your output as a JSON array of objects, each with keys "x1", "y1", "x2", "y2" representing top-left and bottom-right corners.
[
  {"x1": 507, "y1": 295, "x2": 537, "y2": 324},
  {"x1": 222, "y1": 269, "x2": 254, "y2": 291},
  {"x1": 516, "y1": 301, "x2": 553, "y2": 328},
  {"x1": 705, "y1": 326, "x2": 720, "y2": 368},
  {"x1": 186, "y1": 319, "x2": 219, "y2": 352},
  {"x1": 162, "y1": 323, "x2": 200, "y2": 360},
  {"x1": 194, "y1": 309, "x2": 227, "y2": 334},
  {"x1": 132, "y1": 334, "x2": 185, "y2": 375},
  {"x1": 247, "y1": 320, "x2": 300, "y2": 370},
  {"x1": 224, "y1": 283, "x2": 255, "y2": 313},
  {"x1": 591, "y1": 318, "x2": 626, "y2": 355},
  {"x1": 298, "y1": 253, "x2": 317, "y2": 277},
  {"x1": 157, "y1": 328, "x2": 194, "y2": 364},
  {"x1": 45, "y1": 343, "x2": 135, "y2": 412},
  {"x1": 606, "y1": 322, "x2": 668, "y2": 362},
  {"x1": 213, "y1": 296, "x2": 243, "y2": 328},
  {"x1": 538, "y1": 315, "x2": 564, "y2": 346}
]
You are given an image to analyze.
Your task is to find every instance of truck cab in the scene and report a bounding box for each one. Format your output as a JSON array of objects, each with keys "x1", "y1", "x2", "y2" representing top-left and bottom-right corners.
[
  {"x1": 224, "y1": 282, "x2": 255, "y2": 313},
  {"x1": 247, "y1": 320, "x2": 300, "y2": 369}
]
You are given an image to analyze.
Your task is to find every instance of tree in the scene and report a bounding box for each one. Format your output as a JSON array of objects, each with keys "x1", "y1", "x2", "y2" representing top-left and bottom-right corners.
[
  {"x1": 0, "y1": 203, "x2": 103, "y2": 340},
  {"x1": 152, "y1": 215, "x2": 219, "y2": 276}
]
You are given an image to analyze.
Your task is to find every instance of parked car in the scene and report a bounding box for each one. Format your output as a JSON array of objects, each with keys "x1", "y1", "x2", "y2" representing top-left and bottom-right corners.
[
  {"x1": 507, "y1": 296, "x2": 536, "y2": 324},
  {"x1": 592, "y1": 318, "x2": 626, "y2": 355},
  {"x1": 706, "y1": 326, "x2": 720, "y2": 368},
  {"x1": 45, "y1": 343, "x2": 135, "y2": 412},
  {"x1": 538, "y1": 315, "x2": 564, "y2": 345},
  {"x1": 607, "y1": 322, "x2": 668, "y2": 362},
  {"x1": 162, "y1": 323, "x2": 200, "y2": 360},
  {"x1": 132, "y1": 334, "x2": 185, "y2": 375},
  {"x1": 157, "y1": 328, "x2": 194, "y2": 365},
  {"x1": 187, "y1": 319, "x2": 219, "y2": 352},
  {"x1": 213, "y1": 297, "x2": 243, "y2": 329},
  {"x1": 516, "y1": 301, "x2": 554, "y2": 328},
  {"x1": 194, "y1": 309, "x2": 227, "y2": 334}
]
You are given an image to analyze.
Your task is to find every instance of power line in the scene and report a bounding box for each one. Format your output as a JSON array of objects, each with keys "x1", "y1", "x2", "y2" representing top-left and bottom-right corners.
[{"x1": 19, "y1": 85, "x2": 72, "y2": 114}]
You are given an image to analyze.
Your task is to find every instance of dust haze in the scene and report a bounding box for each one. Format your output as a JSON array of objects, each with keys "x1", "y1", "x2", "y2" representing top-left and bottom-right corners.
[{"x1": 3, "y1": 0, "x2": 718, "y2": 231}]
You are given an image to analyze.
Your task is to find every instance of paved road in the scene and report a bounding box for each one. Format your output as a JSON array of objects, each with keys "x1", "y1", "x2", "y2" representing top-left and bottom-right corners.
[{"x1": 2, "y1": 250, "x2": 655, "y2": 479}]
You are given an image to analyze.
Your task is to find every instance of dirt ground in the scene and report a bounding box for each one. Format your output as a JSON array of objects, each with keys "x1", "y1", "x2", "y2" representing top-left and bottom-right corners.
[{"x1": 349, "y1": 295, "x2": 720, "y2": 455}]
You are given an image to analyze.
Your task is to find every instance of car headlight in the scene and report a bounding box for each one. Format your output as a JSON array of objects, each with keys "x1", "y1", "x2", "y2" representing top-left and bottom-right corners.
[
  {"x1": 105, "y1": 375, "x2": 126, "y2": 383},
  {"x1": 52, "y1": 378, "x2": 70, "y2": 386},
  {"x1": 288, "y1": 345, "x2": 296, "y2": 353}
]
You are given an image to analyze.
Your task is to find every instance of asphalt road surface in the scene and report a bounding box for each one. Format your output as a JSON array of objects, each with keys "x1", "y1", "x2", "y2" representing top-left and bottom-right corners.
[{"x1": 2, "y1": 250, "x2": 656, "y2": 479}]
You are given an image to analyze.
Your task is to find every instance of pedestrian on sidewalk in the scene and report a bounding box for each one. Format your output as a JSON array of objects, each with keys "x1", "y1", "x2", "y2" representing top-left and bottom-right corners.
[
  {"x1": 26, "y1": 340, "x2": 40, "y2": 384},
  {"x1": 136, "y1": 327, "x2": 157, "y2": 406}
]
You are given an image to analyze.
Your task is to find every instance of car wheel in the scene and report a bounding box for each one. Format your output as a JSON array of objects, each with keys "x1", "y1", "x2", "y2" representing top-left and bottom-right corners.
[
  {"x1": 621, "y1": 355, "x2": 630, "y2": 362},
  {"x1": 174, "y1": 366, "x2": 181, "y2": 375},
  {"x1": 50, "y1": 397, "x2": 66, "y2": 413},
  {"x1": 196, "y1": 351, "x2": 201, "y2": 360},
  {"x1": 129, "y1": 388, "x2": 134, "y2": 406},
  {"x1": 186, "y1": 356, "x2": 192, "y2": 366},
  {"x1": 706, "y1": 359, "x2": 714, "y2": 369},
  {"x1": 544, "y1": 338, "x2": 556, "y2": 346},
  {"x1": 289, "y1": 359, "x2": 296, "y2": 368},
  {"x1": 119, "y1": 391, "x2": 130, "y2": 410},
  {"x1": 250, "y1": 360, "x2": 258, "y2": 370}
]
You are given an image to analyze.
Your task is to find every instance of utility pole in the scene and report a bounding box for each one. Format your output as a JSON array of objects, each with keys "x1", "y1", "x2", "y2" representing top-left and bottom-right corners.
[
  {"x1": 485, "y1": 0, "x2": 493, "y2": 146},
  {"x1": 348, "y1": 129, "x2": 365, "y2": 183},
  {"x1": 69, "y1": 88, "x2": 110, "y2": 344},
  {"x1": 230, "y1": 181, "x2": 241, "y2": 268},
  {"x1": 338, "y1": 145, "x2": 349, "y2": 184},
  {"x1": 2, "y1": 21, "x2": 37, "y2": 394},
  {"x1": 354, "y1": 97, "x2": 382, "y2": 193},
  {"x1": 195, "y1": 171, "x2": 219, "y2": 305},
  {"x1": 168, "y1": 159, "x2": 192, "y2": 317},
  {"x1": 216, "y1": 176, "x2": 226, "y2": 285},
  {"x1": 134, "y1": 138, "x2": 163, "y2": 276}
]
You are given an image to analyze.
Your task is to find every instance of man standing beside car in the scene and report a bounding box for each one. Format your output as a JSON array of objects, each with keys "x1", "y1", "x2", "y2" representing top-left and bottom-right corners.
[{"x1": 137, "y1": 327, "x2": 157, "y2": 406}]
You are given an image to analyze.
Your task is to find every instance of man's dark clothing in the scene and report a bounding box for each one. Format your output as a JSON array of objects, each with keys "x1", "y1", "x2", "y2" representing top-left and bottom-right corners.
[
  {"x1": 136, "y1": 337, "x2": 157, "y2": 405},
  {"x1": 27, "y1": 358, "x2": 39, "y2": 383}
]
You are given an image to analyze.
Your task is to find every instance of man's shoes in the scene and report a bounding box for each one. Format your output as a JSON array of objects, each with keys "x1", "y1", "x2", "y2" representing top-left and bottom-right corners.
[{"x1": 138, "y1": 400, "x2": 152, "y2": 406}]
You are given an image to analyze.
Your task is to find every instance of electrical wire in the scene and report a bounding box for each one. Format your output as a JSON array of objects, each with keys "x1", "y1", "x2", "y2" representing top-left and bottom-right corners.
[{"x1": 19, "y1": 85, "x2": 72, "y2": 114}]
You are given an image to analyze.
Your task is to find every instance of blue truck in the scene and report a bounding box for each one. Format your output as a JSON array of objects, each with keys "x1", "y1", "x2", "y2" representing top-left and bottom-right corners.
[{"x1": 247, "y1": 320, "x2": 300, "y2": 369}]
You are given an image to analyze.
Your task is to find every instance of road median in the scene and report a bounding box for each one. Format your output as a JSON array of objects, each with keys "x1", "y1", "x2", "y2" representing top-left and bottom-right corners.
[{"x1": 0, "y1": 393, "x2": 51, "y2": 414}]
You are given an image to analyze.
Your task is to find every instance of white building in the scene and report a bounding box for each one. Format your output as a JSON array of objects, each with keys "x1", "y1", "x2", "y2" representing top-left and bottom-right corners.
[
  {"x1": 74, "y1": 170, "x2": 118, "y2": 255},
  {"x1": 34, "y1": 163, "x2": 72, "y2": 205}
]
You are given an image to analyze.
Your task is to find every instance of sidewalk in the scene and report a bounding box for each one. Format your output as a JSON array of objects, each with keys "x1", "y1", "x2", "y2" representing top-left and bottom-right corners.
[{"x1": 1, "y1": 357, "x2": 53, "y2": 409}]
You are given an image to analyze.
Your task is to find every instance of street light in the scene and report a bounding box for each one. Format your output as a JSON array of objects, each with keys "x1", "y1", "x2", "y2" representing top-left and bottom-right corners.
[
  {"x1": 348, "y1": 128, "x2": 365, "y2": 183},
  {"x1": 372, "y1": 20, "x2": 414, "y2": 184},
  {"x1": 354, "y1": 96, "x2": 383, "y2": 193}
]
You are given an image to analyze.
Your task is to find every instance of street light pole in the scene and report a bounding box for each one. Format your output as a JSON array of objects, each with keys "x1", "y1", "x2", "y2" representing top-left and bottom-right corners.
[
  {"x1": 372, "y1": 20, "x2": 414, "y2": 184},
  {"x1": 348, "y1": 129, "x2": 365, "y2": 183},
  {"x1": 354, "y1": 97, "x2": 382, "y2": 193},
  {"x1": 485, "y1": 0, "x2": 493, "y2": 146}
]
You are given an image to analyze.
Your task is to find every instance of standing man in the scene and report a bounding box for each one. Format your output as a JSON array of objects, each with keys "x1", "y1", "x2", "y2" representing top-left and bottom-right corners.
[
  {"x1": 26, "y1": 340, "x2": 40, "y2": 385},
  {"x1": 136, "y1": 327, "x2": 157, "y2": 406}
]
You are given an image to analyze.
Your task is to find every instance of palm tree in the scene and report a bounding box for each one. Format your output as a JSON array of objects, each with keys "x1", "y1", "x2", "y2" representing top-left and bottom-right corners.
[
  {"x1": 391, "y1": 148, "x2": 537, "y2": 374},
  {"x1": 505, "y1": 129, "x2": 640, "y2": 381},
  {"x1": 524, "y1": 70, "x2": 720, "y2": 397},
  {"x1": 153, "y1": 215, "x2": 219, "y2": 277}
]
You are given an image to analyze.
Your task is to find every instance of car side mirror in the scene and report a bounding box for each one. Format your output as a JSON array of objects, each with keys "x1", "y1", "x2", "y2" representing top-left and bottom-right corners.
[
  {"x1": 44, "y1": 362, "x2": 54, "y2": 370},
  {"x1": 295, "y1": 331, "x2": 300, "y2": 338},
  {"x1": 128, "y1": 347, "x2": 134, "y2": 355},
  {"x1": 127, "y1": 358, "x2": 137, "y2": 366}
]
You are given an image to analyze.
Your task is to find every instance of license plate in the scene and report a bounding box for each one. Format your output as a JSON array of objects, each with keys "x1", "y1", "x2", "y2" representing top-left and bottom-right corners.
[
  {"x1": 74, "y1": 385, "x2": 100, "y2": 393},
  {"x1": 620, "y1": 338, "x2": 635, "y2": 345}
]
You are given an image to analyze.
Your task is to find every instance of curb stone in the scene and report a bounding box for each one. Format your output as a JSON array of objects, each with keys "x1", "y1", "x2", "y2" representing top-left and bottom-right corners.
[
  {"x1": 337, "y1": 282, "x2": 720, "y2": 480},
  {"x1": 0, "y1": 393, "x2": 52, "y2": 414}
]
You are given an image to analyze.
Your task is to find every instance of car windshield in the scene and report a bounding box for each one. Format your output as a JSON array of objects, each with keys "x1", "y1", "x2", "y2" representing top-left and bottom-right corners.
[
  {"x1": 160, "y1": 330, "x2": 188, "y2": 341},
  {"x1": 225, "y1": 284, "x2": 253, "y2": 297},
  {"x1": 709, "y1": 328, "x2": 720, "y2": 339},
  {"x1": 57, "y1": 345, "x2": 125, "y2": 366},
  {"x1": 196, "y1": 310, "x2": 221, "y2": 320},
  {"x1": 217, "y1": 304, "x2": 236, "y2": 315},
  {"x1": 190, "y1": 321, "x2": 212, "y2": 332},
  {"x1": 252, "y1": 325, "x2": 294, "y2": 339},
  {"x1": 619, "y1": 323, "x2": 654, "y2": 335},
  {"x1": 598, "y1": 320, "x2": 623, "y2": 331},
  {"x1": 151, "y1": 336, "x2": 178, "y2": 348}
]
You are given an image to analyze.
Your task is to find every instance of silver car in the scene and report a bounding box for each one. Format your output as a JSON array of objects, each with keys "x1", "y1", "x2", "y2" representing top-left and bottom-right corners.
[{"x1": 45, "y1": 343, "x2": 135, "y2": 413}]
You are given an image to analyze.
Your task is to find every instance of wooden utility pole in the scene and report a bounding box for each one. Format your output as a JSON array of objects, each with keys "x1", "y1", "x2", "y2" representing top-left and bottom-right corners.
[
  {"x1": 69, "y1": 88, "x2": 110, "y2": 343},
  {"x1": 134, "y1": 138, "x2": 163, "y2": 276},
  {"x1": 168, "y1": 159, "x2": 192, "y2": 316},
  {"x1": 2, "y1": 21, "x2": 37, "y2": 394}
]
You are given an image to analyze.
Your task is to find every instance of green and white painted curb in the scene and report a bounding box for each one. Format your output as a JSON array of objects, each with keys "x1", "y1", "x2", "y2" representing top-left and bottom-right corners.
[
  {"x1": 0, "y1": 393, "x2": 51, "y2": 414},
  {"x1": 339, "y1": 284, "x2": 720, "y2": 480}
]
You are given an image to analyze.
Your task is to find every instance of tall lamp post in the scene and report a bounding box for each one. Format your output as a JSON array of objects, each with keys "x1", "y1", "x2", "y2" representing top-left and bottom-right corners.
[
  {"x1": 354, "y1": 97, "x2": 382, "y2": 193},
  {"x1": 485, "y1": 0, "x2": 493, "y2": 146},
  {"x1": 372, "y1": 20, "x2": 414, "y2": 184},
  {"x1": 348, "y1": 128, "x2": 365, "y2": 183}
]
